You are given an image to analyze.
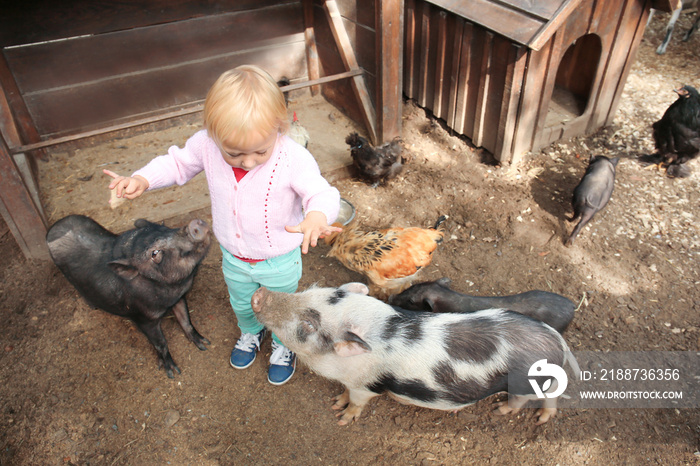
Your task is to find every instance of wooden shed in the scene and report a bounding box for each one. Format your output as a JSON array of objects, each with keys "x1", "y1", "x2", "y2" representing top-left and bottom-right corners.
[
  {"x1": 0, "y1": 0, "x2": 680, "y2": 260},
  {"x1": 0, "y1": 0, "x2": 402, "y2": 260},
  {"x1": 403, "y1": 0, "x2": 678, "y2": 165}
]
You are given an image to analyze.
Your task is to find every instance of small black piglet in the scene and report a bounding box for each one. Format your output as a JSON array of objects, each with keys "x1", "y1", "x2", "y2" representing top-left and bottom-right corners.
[
  {"x1": 389, "y1": 277, "x2": 575, "y2": 333},
  {"x1": 566, "y1": 155, "x2": 619, "y2": 246},
  {"x1": 47, "y1": 215, "x2": 211, "y2": 377}
]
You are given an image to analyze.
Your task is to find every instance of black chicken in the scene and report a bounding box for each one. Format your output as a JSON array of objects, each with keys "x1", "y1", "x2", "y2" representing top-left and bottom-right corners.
[
  {"x1": 277, "y1": 76, "x2": 291, "y2": 106},
  {"x1": 346, "y1": 132, "x2": 404, "y2": 187},
  {"x1": 643, "y1": 85, "x2": 700, "y2": 178}
]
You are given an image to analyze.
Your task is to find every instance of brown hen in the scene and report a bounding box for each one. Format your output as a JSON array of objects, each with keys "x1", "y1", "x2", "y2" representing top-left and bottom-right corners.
[{"x1": 325, "y1": 215, "x2": 447, "y2": 298}]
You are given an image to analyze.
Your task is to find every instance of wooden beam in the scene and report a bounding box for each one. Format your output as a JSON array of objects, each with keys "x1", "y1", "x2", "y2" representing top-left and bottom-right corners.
[
  {"x1": 302, "y1": 0, "x2": 321, "y2": 96},
  {"x1": 0, "y1": 82, "x2": 21, "y2": 146},
  {"x1": 0, "y1": 134, "x2": 49, "y2": 260},
  {"x1": 0, "y1": 52, "x2": 47, "y2": 161},
  {"x1": 375, "y1": 0, "x2": 404, "y2": 143},
  {"x1": 0, "y1": 55, "x2": 46, "y2": 238},
  {"x1": 323, "y1": 0, "x2": 377, "y2": 144},
  {"x1": 280, "y1": 69, "x2": 363, "y2": 92}
]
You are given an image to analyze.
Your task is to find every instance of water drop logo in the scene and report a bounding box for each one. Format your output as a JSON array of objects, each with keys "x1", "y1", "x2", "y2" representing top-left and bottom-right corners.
[{"x1": 528, "y1": 359, "x2": 568, "y2": 399}]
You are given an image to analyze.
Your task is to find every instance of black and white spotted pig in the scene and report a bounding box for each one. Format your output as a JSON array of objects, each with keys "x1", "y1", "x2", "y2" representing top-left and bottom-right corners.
[
  {"x1": 388, "y1": 277, "x2": 575, "y2": 333},
  {"x1": 251, "y1": 282, "x2": 578, "y2": 425}
]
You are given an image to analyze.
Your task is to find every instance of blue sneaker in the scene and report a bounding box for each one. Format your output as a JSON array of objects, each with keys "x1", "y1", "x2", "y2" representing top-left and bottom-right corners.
[
  {"x1": 268, "y1": 340, "x2": 297, "y2": 385},
  {"x1": 230, "y1": 329, "x2": 266, "y2": 369}
]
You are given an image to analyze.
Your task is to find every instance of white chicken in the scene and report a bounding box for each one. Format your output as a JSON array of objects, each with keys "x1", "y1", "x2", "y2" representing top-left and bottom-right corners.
[{"x1": 288, "y1": 111, "x2": 310, "y2": 148}]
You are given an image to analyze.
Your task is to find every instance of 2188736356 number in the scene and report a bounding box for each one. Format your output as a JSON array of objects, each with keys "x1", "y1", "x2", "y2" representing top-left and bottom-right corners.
[{"x1": 597, "y1": 368, "x2": 680, "y2": 381}]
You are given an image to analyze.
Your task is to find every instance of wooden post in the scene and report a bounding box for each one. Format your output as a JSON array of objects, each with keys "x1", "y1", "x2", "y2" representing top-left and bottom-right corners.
[
  {"x1": 0, "y1": 134, "x2": 49, "y2": 261},
  {"x1": 323, "y1": 0, "x2": 378, "y2": 144},
  {"x1": 0, "y1": 52, "x2": 47, "y2": 162},
  {"x1": 404, "y1": 0, "x2": 418, "y2": 100},
  {"x1": 302, "y1": 0, "x2": 321, "y2": 96},
  {"x1": 375, "y1": 0, "x2": 404, "y2": 143}
]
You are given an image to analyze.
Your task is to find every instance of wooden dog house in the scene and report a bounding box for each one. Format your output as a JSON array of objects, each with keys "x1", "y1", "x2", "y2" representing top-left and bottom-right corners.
[{"x1": 403, "y1": 0, "x2": 679, "y2": 164}]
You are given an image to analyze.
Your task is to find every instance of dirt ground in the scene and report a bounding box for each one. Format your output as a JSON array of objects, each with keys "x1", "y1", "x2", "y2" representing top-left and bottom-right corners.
[{"x1": 1, "y1": 12, "x2": 699, "y2": 466}]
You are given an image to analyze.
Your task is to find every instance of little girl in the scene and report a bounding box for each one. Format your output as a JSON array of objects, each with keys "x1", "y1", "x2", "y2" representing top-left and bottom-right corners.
[{"x1": 105, "y1": 65, "x2": 342, "y2": 385}]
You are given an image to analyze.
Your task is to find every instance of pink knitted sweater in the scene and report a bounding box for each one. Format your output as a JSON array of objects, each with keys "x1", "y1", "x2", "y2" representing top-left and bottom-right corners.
[{"x1": 133, "y1": 130, "x2": 340, "y2": 260}]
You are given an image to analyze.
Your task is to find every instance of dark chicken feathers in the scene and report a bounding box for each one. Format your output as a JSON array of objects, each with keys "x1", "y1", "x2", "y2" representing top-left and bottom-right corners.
[
  {"x1": 277, "y1": 77, "x2": 291, "y2": 106},
  {"x1": 645, "y1": 85, "x2": 700, "y2": 178},
  {"x1": 346, "y1": 132, "x2": 405, "y2": 187}
]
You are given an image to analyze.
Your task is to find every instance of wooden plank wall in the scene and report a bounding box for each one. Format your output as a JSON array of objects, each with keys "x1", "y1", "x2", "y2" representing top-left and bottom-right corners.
[
  {"x1": 312, "y1": 0, "x2": 377, "y2": 132},
  {"x1": 0, "y1": 0, "x2": 296, "y2": 47},
  {"x1": 404, "y1": 0, "x2": 517, "y2": 159},
  {"x1": 1, "y1": 1, "x2": 308, "y2": 139}
]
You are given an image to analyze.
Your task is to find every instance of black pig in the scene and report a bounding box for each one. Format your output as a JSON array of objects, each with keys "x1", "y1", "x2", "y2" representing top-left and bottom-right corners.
[
  {"x1": 389, "y1": 278, "x2": 575, "y2": 333},
  {"x1": 46, "y1": 215, "x2": 211, "y2": 377},
  {"x1": 566, "y1": 155, "x2": 619, "y2": 246}
]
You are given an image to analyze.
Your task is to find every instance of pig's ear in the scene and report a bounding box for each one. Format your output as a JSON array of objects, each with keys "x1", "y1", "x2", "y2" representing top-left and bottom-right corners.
[
  {"x1": 134, "y1": 219, "x2": 158, "y2": 229},
  {"x1": 339, "y1": 282, "x2": 370, "y2": 295},
  {"x1": 436, "y1": 277, "x2": 452, "y2": 288},
  {"x1": 108, "y1": 260, "x2": 140, "y2": 280},
  {"x1": 334, "y1": 331, "x2": 371, "y2": 357}
]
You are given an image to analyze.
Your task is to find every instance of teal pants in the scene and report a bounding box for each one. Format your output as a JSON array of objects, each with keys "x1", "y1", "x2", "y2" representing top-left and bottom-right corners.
[{"x1": 221, "y1": 245, "x2": 302, "y2": 345}]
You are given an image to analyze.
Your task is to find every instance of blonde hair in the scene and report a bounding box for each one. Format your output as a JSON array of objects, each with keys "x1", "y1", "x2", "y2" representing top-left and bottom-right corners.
[{"x1": 204, "y1": 65, "x2": 289, "y2": 149}]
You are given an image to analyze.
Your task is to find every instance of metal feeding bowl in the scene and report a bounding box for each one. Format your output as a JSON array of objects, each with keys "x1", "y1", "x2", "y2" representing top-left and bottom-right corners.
[{"x1": 337, "y1": 198, "x2": 356, "y2": 226}]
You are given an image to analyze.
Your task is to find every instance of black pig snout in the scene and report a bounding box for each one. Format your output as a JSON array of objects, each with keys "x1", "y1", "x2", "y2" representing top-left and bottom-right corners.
[{"x1": 187, "y1": 219, "x2": 210, "y2": 242}]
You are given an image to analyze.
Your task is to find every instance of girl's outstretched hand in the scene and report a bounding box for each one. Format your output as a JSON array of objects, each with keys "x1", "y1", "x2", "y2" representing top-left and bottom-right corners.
[
  {"x1": 285, "y1": 211, "x2": 342, "y2": 254},
  {"x1": 103, "y1": 169, "x2": 150, "y2": 200}
]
